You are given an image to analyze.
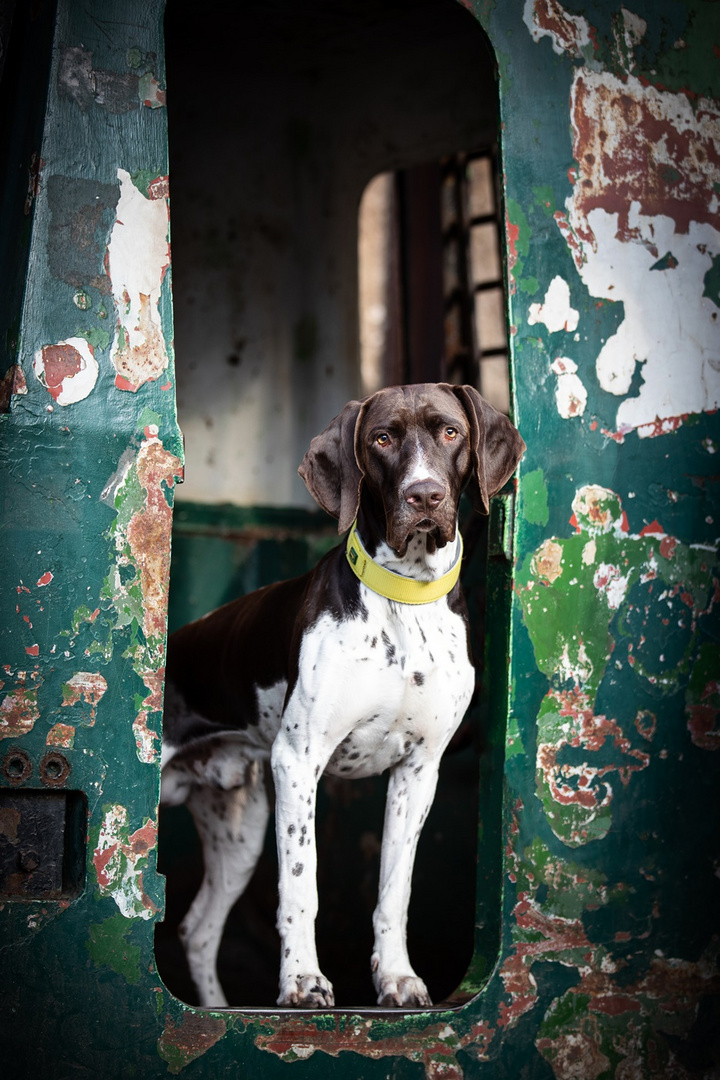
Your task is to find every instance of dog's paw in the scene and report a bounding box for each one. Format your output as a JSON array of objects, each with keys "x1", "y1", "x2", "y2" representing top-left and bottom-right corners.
[
  {"x1": 375, "y1": 974, "x2": 432, "y2": 1009},
  {"x1": 278, "y1": 973, "x2": 335, "y2": 1009}
]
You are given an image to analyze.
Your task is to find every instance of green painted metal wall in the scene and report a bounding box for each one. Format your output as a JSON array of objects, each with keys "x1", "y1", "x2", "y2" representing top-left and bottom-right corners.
[{"x1": 1, "y1": 0, "x2": 719, "y2": 1077}]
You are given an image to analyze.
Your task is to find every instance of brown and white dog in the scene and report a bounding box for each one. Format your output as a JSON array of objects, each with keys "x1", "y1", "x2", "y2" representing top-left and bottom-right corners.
[{"x1": 161, "y1": 383, "x2": 525, "y2": 1009}]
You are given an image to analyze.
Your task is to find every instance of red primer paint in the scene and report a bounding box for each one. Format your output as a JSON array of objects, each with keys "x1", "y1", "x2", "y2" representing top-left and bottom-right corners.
[{"x1": 40, "y1": 344, "x2": 83, "y2": 399}]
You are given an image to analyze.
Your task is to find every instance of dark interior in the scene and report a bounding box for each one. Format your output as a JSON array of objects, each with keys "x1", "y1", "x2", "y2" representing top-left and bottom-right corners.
[{"x1": 156, "y1": 0, "x2": 503, "y2": 1010}]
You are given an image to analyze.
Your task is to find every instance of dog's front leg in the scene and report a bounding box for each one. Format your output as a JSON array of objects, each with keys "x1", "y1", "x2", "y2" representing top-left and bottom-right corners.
[
  {"x1": 271, "y1": 727, "x2": 334, "y2": 1008},
  {"x1": 372, "y1": 758, "x2": 441, "y2": 1008}
]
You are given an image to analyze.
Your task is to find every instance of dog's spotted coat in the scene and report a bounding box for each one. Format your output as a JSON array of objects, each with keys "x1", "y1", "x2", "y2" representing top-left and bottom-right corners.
[{"x1": 161, "y1": 383, "x2": 525, "y2": 1009}]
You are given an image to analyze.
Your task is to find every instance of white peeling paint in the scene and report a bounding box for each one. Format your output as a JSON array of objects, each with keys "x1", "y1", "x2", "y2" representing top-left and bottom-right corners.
[
  {"x1": 616, "y1": 7, "x2": 647, "y2": 60},
  {"x1": 557, "y1": 639, "x2": 594, "y2": 684},
  {"x1": 578, "y1": 207, "x2": 720, "y2": 435},
  {"x1": 132, "y1": 712, "x2": 159, "y2": 764},
  {"x1": 582, "y1": 539, "x2": 597, "y2": 566},
  {"x1": 528, "y1": 276, "x2": 579, "y2": 334},
  {"x1": 562, "y1": 67, "x2": 720, "y2": 436},
  {"x1": 93, "y1": 804, "x2": 157, "y2": 920},
  {"x1": 523, "y1": 0, "x2": 592, "y2": 57},
  {"x1": 551, "y1": 357, "x2": 587, "y2": 418},
  {"x1": 593, "y1": 563, "x2": 631, "y2": 610},
  {"x1": 107, "y1": 169, "x2": 170, "y2": 392},
  {"x1": 32, "y1": 337, "x2": 98, "y2": 405}
]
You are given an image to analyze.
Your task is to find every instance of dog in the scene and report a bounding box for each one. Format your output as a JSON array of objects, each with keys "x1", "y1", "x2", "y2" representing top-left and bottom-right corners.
[{"x1": 160, "y1": 383, "x2": 525, "y2": 1009}]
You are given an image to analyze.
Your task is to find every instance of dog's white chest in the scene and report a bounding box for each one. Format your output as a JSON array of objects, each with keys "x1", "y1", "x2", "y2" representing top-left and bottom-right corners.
[{"x1": 288, "y1": 593, "x2": 474, "y2": 780}]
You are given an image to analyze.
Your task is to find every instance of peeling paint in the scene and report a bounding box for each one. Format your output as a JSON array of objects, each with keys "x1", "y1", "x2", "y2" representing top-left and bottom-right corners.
[
  {"x1": 61, "y1": 671, "x2": 107, "y2": 722},
  {"x1": 32, "y1": 337, "x2": 98, "y2": 405},
  {"x1": 523, "y1": 0, "x2": 593, "y2": 59},
  {"x1": 527, "y1": 275, "x2": 579, "y2": 333},
  {"x1": 570, "y1": 71, "x2": 720, "y2": 242},
  {"x1": 3, "y1": 1, "x2": 718, "y2": 1075},
  {"x1": 0, "y1": 364, "x2": 28, "y2": 411},
  {"x1": 563, "y1": 67, "x2": 720, "y2": 436},
  {"x1": 138, "y1": 71, "x2": 166, "y2": 109},
  {"x1": 101, "y1": 427, "x2": 182, "y2": 761},
  {"x1": 158, "y1": 1013, "x2": 227, "y2": 1074},
  {"x1": 107, "y1": 169, "x2": 171, "y2": 392},
  {"x1": 497, "y1": 828, "x2": 720, "y2": 1074},
  {"x1": 46, "y1": 722, "x2": 75, "y2": 748},
  {"x1": 252, "y1": 1013, "x2": 476, "y2": 1075},
  {"x1": 0, "y1": 670, "x2": 41, "y2": 740},
  {"x1": 92, "y1": 804, "x2": 158, "y2": 919},
  {"x1": 551, "y1": 356, "x2": 587, "y2": 418},
  {"x1": 536, "y1": 947, "x2": 720, "y2": 1078},
  {"x1": 535, "y1": 688, "x2": 651, "y2": 844},
  {"x1": 519, "y1": 485, "x2": 717, "y2": 843},
  {"x1": 58, "y1": 45, "x2": 166, "y2": 115}
]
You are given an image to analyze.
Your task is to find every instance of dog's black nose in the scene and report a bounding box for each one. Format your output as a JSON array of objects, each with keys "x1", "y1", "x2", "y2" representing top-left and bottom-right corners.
[{"x1": 404, "y1": 479, "x2": 446, "y2": 513}]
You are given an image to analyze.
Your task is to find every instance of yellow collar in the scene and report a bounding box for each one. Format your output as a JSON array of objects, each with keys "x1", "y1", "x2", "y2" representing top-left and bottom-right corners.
[{"x1": 345, "y1": 520, "x2": 463, "y2": 605}]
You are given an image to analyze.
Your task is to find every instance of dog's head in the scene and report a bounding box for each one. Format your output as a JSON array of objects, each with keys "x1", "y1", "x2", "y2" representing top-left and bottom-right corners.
[{"x1": 299, "y1": 383, "x2": 526, "y2": 556}]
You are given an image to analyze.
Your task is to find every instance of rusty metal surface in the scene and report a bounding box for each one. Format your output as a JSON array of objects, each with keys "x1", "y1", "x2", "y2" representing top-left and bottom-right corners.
[{"x1": 1, "y1": 0, "x2": 719, "y2": 1077}]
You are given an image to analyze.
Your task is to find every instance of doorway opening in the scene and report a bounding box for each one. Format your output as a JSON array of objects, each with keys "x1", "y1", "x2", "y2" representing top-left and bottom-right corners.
[{"x1": 157, "y1": 0, "x2": 509, "y2": 1010}]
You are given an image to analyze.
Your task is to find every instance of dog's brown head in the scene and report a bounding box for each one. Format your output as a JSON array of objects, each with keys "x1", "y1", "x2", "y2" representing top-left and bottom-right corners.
[{"x1": 299, "y1": 383, "x2": 526, "y2": 557}]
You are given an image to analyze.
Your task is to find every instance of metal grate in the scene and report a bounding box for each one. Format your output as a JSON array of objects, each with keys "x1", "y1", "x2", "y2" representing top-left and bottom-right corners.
[
  {"x1": 358, "y1": 146, "x2": 510, "y2": 411},
  {"x1": 440, "y1": 147, "x2": 509, "y2": 412}
]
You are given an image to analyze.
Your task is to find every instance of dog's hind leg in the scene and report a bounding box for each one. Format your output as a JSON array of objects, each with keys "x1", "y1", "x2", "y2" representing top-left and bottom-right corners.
[{"x1": 179, "y1": 761, "x2": 269, "y2": 1008}]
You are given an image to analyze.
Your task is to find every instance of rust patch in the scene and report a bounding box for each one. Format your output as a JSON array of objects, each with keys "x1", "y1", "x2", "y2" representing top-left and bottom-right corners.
[
  {"x1": 46, "y1": 723, "x2": 75, "y2": 748},
  {"x1": 102, "y1": 430, "x2": 181, "y2": 762},
  {"x1": 33, "y1": 338, "x2": 98, "y2": 405},
  {"x1": 61, "y1": 671, "x2": 107, "y2": 723},
  {"x1": 537, "y1": 1029, "x2": 611, "y2": 1080},
  {"x1": 0, "y1": 671, "x2": 41, "y2": 740},
  {"x1": 526, "y1": 0, "x2": 593, "y2": 58},
  {"x1": 158, "y1": 1013, "x2": 227, "y2": 1074},
  {"x1": 537, "y1": 948, "x2": 720, "y2": 1077},
  {"x1": 0, "y1": 364, "x2": 28, "y2": 412},
  {"x1": 536, "y1": 688, "x2": 651, "y2": 836},
  {"x1": 498, "y1": 898, "x2": 594, "y2": 1029},
  {"x1": 570, "y1": 71, "x2": 720, "y2": 244},
  {"x1": 39, "y1": 343, "x2": 82, "y2": 391},
  {"x1": 112, "y1": 293, "x2": 169, "y2": 392},
  {"x1": 107, "y1": 170, "x2": 170, "y2": 393},
  {"x1": 92, "y1": 804, "x2": 158, "y2": 918},
  {"x1": 253, "y1": 1012, "x2": 489, "y2": 1075},
  {"x1": 128, "y1": 436, "x2": 182, "y2": 762},
  {"x1": 130, "y1": 438, "x2": 179, "y2": 643}
]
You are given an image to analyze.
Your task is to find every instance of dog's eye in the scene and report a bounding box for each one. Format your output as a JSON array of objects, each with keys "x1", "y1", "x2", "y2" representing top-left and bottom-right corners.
[
  {"x1": 444, "y1": 426, "x2": 458, "y2": 440},
  {"x1": 376, "y1": 433, "x2": 390, "y2": 447}
]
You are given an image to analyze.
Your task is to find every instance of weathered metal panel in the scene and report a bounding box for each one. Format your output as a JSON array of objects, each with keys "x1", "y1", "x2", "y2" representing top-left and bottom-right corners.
[{"x1": 1, "y1": 0, "x2": 719, "y2": 1077}]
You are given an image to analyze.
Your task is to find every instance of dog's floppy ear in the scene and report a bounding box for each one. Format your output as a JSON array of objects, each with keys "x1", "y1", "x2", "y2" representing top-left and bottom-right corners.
[
  {"x1": 453, "y1": 385, "x2": 526, "y2": 515},
  {"x1": 298, "y1": 399, "x2": 366, "y2": 532}
]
